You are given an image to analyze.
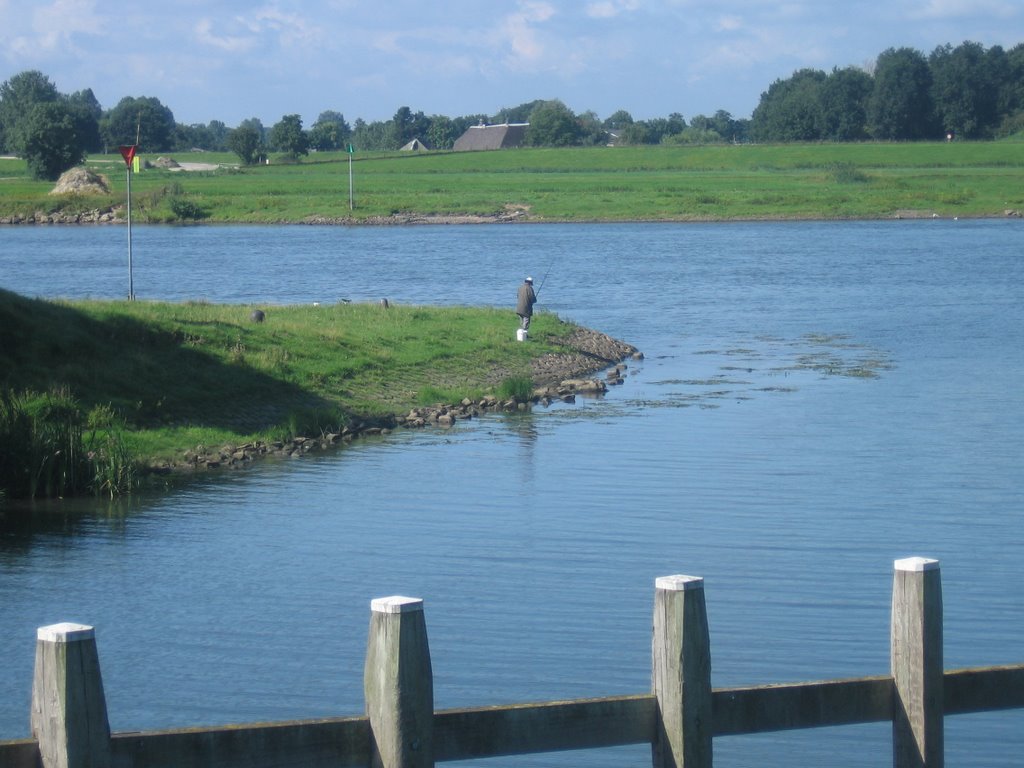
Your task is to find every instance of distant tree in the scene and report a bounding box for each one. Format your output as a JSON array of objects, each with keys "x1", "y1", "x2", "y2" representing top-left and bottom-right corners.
[
  {"x1": 351, "y1": 118, "x2": 394, "y2": 151},
  {"x1": 929, "y1": 41, "x2": 1000, "y2": 138},
  {"x1": 426, "y1": 115, "x2": 458, "y2": 150},
  {"x1": 388, "y1": 106, "x2": 430, "y2": 147},
  {"x1": 820, "y1": 66, "x2": 873, "y2": 141},
  {"x1": 20, "y1": 102, "x2": 87, "y2": 180},
  {"x1": 576, "y1": 110, "x2": 607, "y2": 145},
  {"x1": 0, "y1": 70, "x2": 60, "y2": 152},
  {"x1": 751, "y1": 68, "x2": 826, "y2": 141},
  {"x1": 206, "y1": 120, "x2": 230, "y2": 151},
  {"x1": 308, "y1": 110, "x2": 351, "y2": 151},
  {"x1": 1000, "y1": 43, "x2": 1024, "y2": 119},
  {"x1": 867, "y1": 47, "x2": 934, "y2": 140},
  {"x1": 269, "y1": 114, "x2": 308, "y2": 158},
  {"x1": 603, "y1": 109, "x2": 634, "y2": 130},
  {"x1": 238, "y1": 117, "x2": 266, "y2": 141},
  {"x1": 227, "y1": 125, "x2": 263, "y2": 165},
  {"x1": 66, "y1": 88, "x2": 103, "y2": 152},
  {"x1": 617, "y1": 121, "x2": 654, "y2": 145},
  {"x1": 494, "y1": 100, "x2": 544, "y2": 124},
  {"x1": 102, "y1": 95, "x2": 176, "y2": 151},
  {"x1": 525, "y1": 100, "x2": 581, "y2": 146}
]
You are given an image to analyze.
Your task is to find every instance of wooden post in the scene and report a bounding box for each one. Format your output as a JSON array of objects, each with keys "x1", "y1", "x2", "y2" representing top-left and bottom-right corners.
[
  {"x1": 652, "y1": 575, "x2": 712, "y2": 768},
  {"x1": 364, "y1": 596, "x2": 434, "y2": 768},
  {"x1": 30, "y1": 623, "x2": 112, "y2": 768},
  {"x1": 891, "y1": 557, "x2": 943, "y2": 768}
]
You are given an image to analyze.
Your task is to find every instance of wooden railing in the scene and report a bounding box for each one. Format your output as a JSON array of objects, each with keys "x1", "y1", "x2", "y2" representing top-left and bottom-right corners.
[{"x1": 1, "y1": 557, "x2": 1021, "y2": 768}]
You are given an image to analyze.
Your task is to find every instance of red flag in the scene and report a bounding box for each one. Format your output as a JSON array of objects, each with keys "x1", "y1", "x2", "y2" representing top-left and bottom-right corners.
[{"x1": 118, "y1": 145, "x2": 137, "y2": 167}]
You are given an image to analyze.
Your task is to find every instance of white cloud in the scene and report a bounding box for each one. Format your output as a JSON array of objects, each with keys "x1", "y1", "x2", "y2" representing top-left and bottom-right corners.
[
  {"x1": 3, "y1": 0, "x2": 101, "y2": 58},
  {"x1": 498, "y1": 2, "x2": 557, "y2": 68},
  {"x1": 586, "y1": 0, "x2": 640, "y2": 19},
  {"x1": 910, "y1": 0, "x2": 1017, "y2": 19},
  {"x1": 241, "y1": 6, "x2": 326, "y2": 48},
  {"x1": 716, "y1": 15, "x2": 743, "y2": 31},
  {"x1": 194, "y1": 18, "x2": 255, "y2": 53}
]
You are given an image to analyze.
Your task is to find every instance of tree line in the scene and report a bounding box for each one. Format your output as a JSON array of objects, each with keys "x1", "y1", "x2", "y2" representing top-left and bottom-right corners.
[{"x1": 1, "y1": 39, "x2": 1022, "y2": 180}]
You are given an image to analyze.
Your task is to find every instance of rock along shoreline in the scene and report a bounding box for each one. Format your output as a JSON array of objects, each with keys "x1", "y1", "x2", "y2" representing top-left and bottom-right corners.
[{"x1": 163, "y1": 327, "x2": 642, "y2": 475}]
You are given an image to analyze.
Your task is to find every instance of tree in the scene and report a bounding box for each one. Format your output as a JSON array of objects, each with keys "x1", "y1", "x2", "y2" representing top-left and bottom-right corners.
[
  {"x1": 66, "y1": 88, "x2": 103, "y2": 152},
  {"x1": 929, "y1": 41, "x2": 1000, "y2": 139},
  {"x1": 426, "y1": 115, "x2": 458, "y2": 150},
  {"x1": 20, "y1": 102, "x2": 87, "y2": 180},
  {"x1": 228, "y1": 125, "x2": 263, "y2": 165},
  {"x1": 576, "y1": 110, "x2": 607, "y2": 145},
  {"x1": 751, "y1": 69, "x2": 827, "y2": 141},
  {"x1": 603, "y1": 109, "x2": 634, "y2": 130},
  {"x1": 102, "y1": 95, "x2": 176, "y2": 151},
  {"x1": 308, "y1": 110, "x2": 351, "y2": 151},
  {"x1": 525, "y1": 100, "x2": 581, "y2": 146},
  {"x1": 494, "y1": 100, "x2": 544, "y2": 124},
  {"x1": 867, "y1": 47, "x2": 934, "y2": 140},
  {"x1": 269, "y1": 114, "x2": 309, "y2": 158},
  {"x1": 0, "y1": 70, "x2": 60, "y2": 152},
  {"x1": 389, "y1": 106, "x2": 430, "y2": 147},
  {"x1": 820, "y1": 67, "x2": 873, "y2": 141}
]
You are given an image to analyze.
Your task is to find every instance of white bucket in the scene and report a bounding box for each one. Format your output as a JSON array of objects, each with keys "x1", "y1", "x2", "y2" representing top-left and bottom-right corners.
[{"x1": 516, "y1": 328, "x2": 528, "y2": 342}]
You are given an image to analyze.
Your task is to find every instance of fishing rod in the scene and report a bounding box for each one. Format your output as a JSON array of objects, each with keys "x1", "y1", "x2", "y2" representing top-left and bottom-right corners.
[{"x1": 536, "y1": 258, "x2": 555, "y2": 296}]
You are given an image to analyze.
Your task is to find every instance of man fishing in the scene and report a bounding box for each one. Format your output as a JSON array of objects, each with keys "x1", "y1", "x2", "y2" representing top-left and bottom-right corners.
[{"x1": 516, "y1": 276, "x2": 537, "y2": 331}]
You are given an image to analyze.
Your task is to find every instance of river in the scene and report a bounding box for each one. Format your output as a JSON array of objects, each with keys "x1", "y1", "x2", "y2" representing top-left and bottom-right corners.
[{"x1": 1, "y1": 220, "x2": 1022, "y2": 766}]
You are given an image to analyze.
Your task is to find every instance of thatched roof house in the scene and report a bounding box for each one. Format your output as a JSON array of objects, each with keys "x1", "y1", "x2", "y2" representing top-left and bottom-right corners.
[{"x1": 453, "y1": 122, "x2": 528, "y2": 151}]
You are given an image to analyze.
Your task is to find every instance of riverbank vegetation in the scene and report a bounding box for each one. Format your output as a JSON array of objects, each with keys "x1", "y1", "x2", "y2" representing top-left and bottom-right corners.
[
  {"x1": 2, "y1": 140, "x2": 1023, "y2": 224},
  {"x1": 0, "y1": 288, "x2": 575, "y2": 500}
]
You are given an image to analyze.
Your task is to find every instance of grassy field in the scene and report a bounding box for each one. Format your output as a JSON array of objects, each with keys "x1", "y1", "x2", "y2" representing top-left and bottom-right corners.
[
  {"x1": 0, "y1": 288, "x2": 576, "y2": 495},
  {"x1": 2, "y1": 140, "x2": 1023, "y2": 223}
]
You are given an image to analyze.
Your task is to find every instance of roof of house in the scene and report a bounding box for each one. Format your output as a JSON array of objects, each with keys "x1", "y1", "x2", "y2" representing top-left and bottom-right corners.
[
  {"x1": 400, "y1": 138, "x2": 430, "y2": 151},
  {"x1": 452, "y1": 123, "x2": 529, "y2": 151}
]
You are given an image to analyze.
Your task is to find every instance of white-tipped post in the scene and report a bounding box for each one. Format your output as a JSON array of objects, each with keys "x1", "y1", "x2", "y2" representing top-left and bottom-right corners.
[
  {"x1": 364, "y1": 597, "x2": 434, "y2": 768},
  {"x1": 30, "y1": 623, "x2": 112, "y2": 768},
  {"x1": 892, "y1": 557, "x2": 943, "y2": 768},
  {"x1": 652, "y1": 576, "x2": 712, "y2": 768}
]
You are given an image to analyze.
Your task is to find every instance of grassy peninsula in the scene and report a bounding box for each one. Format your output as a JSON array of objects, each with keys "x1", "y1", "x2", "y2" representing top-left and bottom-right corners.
[
  {"x1": 2, "y1": 141, "x2": 1024, "y2": 224},
  {"x1": 0, "y1": 288, "x2": 618, "y2": 499}
]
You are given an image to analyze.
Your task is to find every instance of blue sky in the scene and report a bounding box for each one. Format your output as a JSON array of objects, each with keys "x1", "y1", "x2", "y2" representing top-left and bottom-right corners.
[{"x1": 2, "y1": 0, "x2": 1022, "y2": 128}]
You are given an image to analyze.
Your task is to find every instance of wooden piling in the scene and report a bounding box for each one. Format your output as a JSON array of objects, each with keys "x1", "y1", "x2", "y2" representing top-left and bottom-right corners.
[
  {"x1": 891, "y1": 557, "x2": 943, "y2": 768},
  {"x1": 364, "y1": 596, "x2": 434, "y2": 768},
  {"x1": 652, "y1": 575, "x2": 712, "y2": 768},
  {"x1": 30, "y1": 622, "x2": 112, "y2": 768}
]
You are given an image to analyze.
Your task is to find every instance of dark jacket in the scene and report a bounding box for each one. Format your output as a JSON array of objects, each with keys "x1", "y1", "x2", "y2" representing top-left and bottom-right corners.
[{"x1": 516, "y1": 282, "x2": 537, "y2": 316}]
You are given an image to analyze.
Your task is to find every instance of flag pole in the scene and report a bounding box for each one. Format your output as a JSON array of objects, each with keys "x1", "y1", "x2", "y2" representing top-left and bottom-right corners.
[
  {"x1": 348, "y1": 143, "x2": 354, "y2": 211},
  {"x1": 119, "y1": 145, "x2": 137, "y2": 300},
  {"x1": 127, "y1": 164, "x2": 133, "y2": 300}
]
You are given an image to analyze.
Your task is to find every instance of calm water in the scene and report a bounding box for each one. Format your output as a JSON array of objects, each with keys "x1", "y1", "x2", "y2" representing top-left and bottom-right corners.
[{"x1": 1, "y1": 221, "x2": 1022, "y2": 766}]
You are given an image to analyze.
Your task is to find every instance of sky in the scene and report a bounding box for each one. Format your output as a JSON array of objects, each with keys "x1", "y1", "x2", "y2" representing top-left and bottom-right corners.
[{"x1": 2, "y1": 0, "x2": 1023, "y2": 128}]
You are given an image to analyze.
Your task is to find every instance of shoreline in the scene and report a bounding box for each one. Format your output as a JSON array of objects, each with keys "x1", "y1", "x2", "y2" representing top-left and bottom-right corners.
[
  {"x1": 3, "y1": 208, "x2": 1022, "y2": 226},
  {"x1": 161, "y1": 326, "x2": 641, "y2": 475}
]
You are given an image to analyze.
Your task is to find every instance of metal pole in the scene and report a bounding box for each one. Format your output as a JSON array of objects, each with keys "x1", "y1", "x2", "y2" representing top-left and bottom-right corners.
[
  {"x1": 348, "y1": 151, "x2": 354, "y2": 211},
  {"x1": 127, "y1": 166, "x2": 134, "y2": 300}
]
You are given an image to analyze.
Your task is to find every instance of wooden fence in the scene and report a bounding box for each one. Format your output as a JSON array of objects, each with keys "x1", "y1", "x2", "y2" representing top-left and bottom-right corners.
[{"x1": 1, "y1": 557, "x2": 1021, "y2": 768}]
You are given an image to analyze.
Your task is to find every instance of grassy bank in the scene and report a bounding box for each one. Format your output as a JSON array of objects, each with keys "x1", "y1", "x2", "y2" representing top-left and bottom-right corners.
[
  {"x1": 2, "y1": 141, "x2": 1024, "y2": 223},
  {"x1": 0, "y1": 288, "x2": 576, "y2": 498}
]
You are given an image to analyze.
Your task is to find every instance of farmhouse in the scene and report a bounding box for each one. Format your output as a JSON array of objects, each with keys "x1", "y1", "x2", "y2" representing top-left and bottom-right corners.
[{"x1": 453, "y1": 122, "x2": 528, "y2": 151}]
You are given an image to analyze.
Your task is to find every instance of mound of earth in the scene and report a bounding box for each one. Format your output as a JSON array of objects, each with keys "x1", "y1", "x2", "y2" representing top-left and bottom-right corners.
[
  {"x1": 49, "y1": 167, "x2": 110, "y2": 195},
  {"x1": 150, "y1": 156, "x2": 181, "y2": 169}
]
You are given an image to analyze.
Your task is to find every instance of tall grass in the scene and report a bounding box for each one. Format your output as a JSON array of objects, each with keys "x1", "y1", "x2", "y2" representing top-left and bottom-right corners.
[{"x1": 0, "y1": 388, "x2": 140, "y2": 499}]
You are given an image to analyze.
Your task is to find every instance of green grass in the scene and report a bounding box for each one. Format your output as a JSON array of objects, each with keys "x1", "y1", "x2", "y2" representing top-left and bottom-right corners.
[
  {"x1": 3, "y1": 141, "x2": 1024, "y2": 223},
  {"x1": 0, "y1": 288, "x2": 573, "y2": 474}
]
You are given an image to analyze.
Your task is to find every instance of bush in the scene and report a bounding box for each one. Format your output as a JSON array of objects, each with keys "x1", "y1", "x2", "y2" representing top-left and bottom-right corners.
[{"x1": 497, "y1": 375, "x2": 534, "y2": 402}]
